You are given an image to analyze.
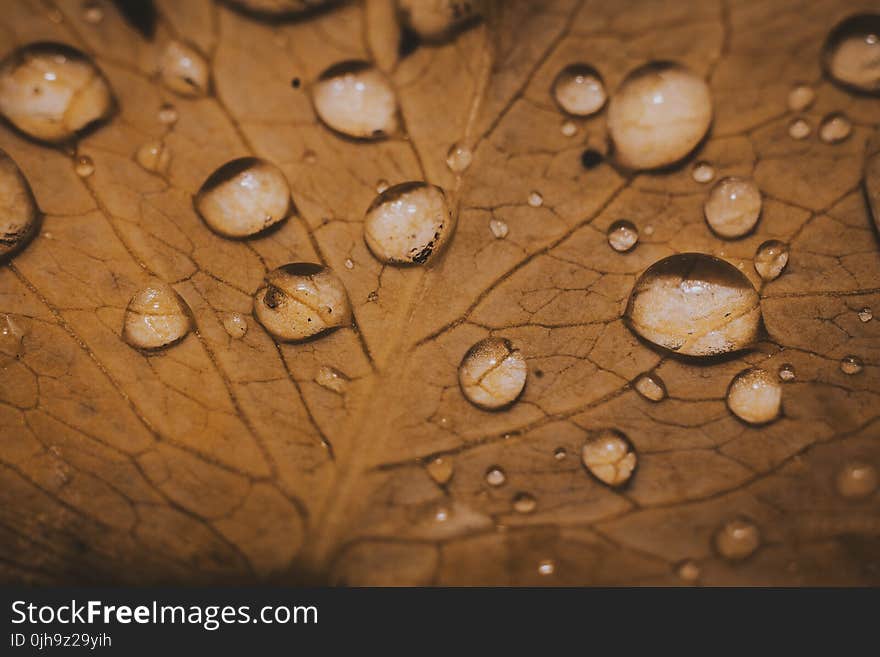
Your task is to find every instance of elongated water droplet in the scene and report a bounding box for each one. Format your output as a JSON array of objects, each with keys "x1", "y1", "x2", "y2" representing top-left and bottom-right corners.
[
  {"x1": 726, "y1": 367, "x2": 781, "y2": 425},
  {"x1": 512, "y1": 492, "x2": 536, "y2": 514},
  {"x1": 0, "y1": 314, "x2": 25, "y2": 367},
  {"x1": 527, "y1": 191, "x2": 543, "y2": 207},
  {"x1": 607, "y1": 62, "x2": 712, "y2": 170},
  {"x1": 819, "y1": 112, "x2": 852, "y2": 143},
  {"x1": 714, "y1": 518, "x2": 761, "y2": 561},
  {"x1": 222, "y1": 312, "x2": 247, "y2": 339},
  {"x1": 835, "y1": 462, "x2": 878, "y2": 499},
  {"x1": 754, "y1": 239, "x2": 789, "y2": 281},
  {"x1": 0, "y1": 43, "x2": 114, "y2": 143},
  {"x1": 537, "y1": 559, "x2": 555, "y2": 576},
  {"x1": 364, "y1": 182, "x2": 454, "y2": 265},
  {"x1": 634, "y1": 372, "x2": 666, "y2": 402},
  {"x1": 552, "y1": 64, "x2": 606, "y2": 116},
  {"x1": 74, "y1": 154, "x2": 94, "y2": 177},
  {"x1": 135, "y1": 140, "x2": 171, "y2": 174},
  {"x1": 822, "y1": 14, "x2": 880, "y2": 94},
  {"x1": 312, "y1": 61, "x2": 398, "y2": 139},
  {"x1": 778, "y1": 363, "x2": 796, "y2": 382},
  {"x1": 446, "y1": 143, "x2": 472, "y2": 173},
  {"x1": 0, "y1": 149, "x2": 39, "y2": 261},
  {"x1": 158, "y1": 102, "x2": 178, "y2": 125},
  {"x1": 840, "y1": 355, "x2": 863, "y2": 375},
  {"x1": 398, "y1": 0, "x2": 484, "y2": 40},
  {"x1": 123, "y1": 283, "x2": 191, "y2": 350},
  {"x1": 485, "y1": 466, "x2": 506, "y2": 487},
  {"x1": 858, "y1": 307, "x2": 873, "y2": 322},
  {"x1": 489, "y1": 218, "x2": 509, "y2": 239},
  {"x1": 315, "y1": 365, "x2": 348, "y2": 394},
  {"x1": 787, "y1": 84, "x2": 815, "y2": 111},
  {"x1": 560, "y1": 120, "x2": 577, "y2": 137},
  {"x1": 159, "y1": 40, "x2": 209, "y2": 97},
  {"x1": 426, "y1": 456, "x2": 454, "y2": 485},
  {"x1": 692, "y1": 161, "x2": 715, "y2": 183},
  {"x1": 195, "y1": 157, "x2": 291, "y2": 238},
  {"x1": 788, "y1": 117, "x2": 811, "y2": 140},
  {"x1": 253, "y1": 263, "x2": 352, "y2": 342},
  {"x1": 625, "y1": 253, "x2": 761, "y2": 357},
  {"x1": 458, "y1": 337, "x2": 527, "y2": 410},
  {"x1": 607, "y1": 220, "x2": 639, "y2": 252},
  {"x1": 581, "y1": 429, "x2": 637, "y2": 487},
  {"x1": 704, "y1": 177, "x2": 762, "y2": 239}
]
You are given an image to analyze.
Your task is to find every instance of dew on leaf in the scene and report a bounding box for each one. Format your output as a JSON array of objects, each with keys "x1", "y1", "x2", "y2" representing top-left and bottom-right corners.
[
  {"x1": 778, "y1": 363, "x2": 796, "y2": 382},
  {"x1": 840, "y1": 355, "x2": 863, "y2": 375},
  {"x1": 512, "y1": 492, "x2": 536, "y2": 514},
  {"x1": 135, "y1": 139, "x2": 171, "y2": 174},
  {"x1": 822, "y1": 14, "x2": 880, "y2": 94},
  {"x1": 754, "y1": 239, "x2": 789, "y2": 281},
  {"x1": 446, "y1": 142, "x2": 472, "y2": 173},
  {"x1": 560, "y1": 120, "x2": 577, "y2": 137},
  {"x1": 537, "y1": 559, "x2": 555, "y2": 576},
  {"x1": 677, "y1": 560, "x2": 701, "y2": 582},
  {"x1": 858, "y1": 307, "x2": 872, "y2": 322},
  {"x1": 74, "y1": 154, "x2": 94, "y2": 177},
  {"x1": 726, "y1": 367, "x2": 782, "y2": 425},
  {"x1": 553, "y1": 447, "x2": 567, "y2": 461},
  {"x1": 397, "y1": 0, "x2": 484, "y2": 41},
  {"x1": 375, "y1": 179, "x2": 389, "y2": 193},
  {"x1": 426, "y1": 456, "x2": 454, "y2": 485},
  {"x1": 458, "y1": 337, "x2": 527, "y2": 410},
  {"x1": 714, "y1": 518, "x2": 761, "y2": 561},
  {"x1": 692, "y1": 161, "x2": 715, "y2": 183},
  {"x1": 157, "y1": 102, "x2": 178, "y2": 125},
  {"x1": 787, "y1": 84, "x2": 815, "y2": 111},
  {"x1": 222, "y1": 312, "x2": 248, "y2": 339},
  {"x1": 311, "y1": 61, "x2": 398, "y2": 139},
  {"x1": 489, "y1": 218, "x2": 509, "y2": 239},
  {"x1": 835, "y1": 462, "x2": 878, "y2": 499},
  {"x1": 527, "y1": 191, "x2": 543, "y2": 207},
  {"x1": 818, "y1": 112, "x2": 852, "y2": 143},
  {"x1": 159, "y1": 40, "x2": 210, "y2": 98},
  {"x1": 552, "y1": 64, "x2": 606, "y2": 116},
  {"x1": 704, "y1": 177, "x2": 762, "y2": 239},
  {"x1": 607, "y1": 219, "x2": 639, "y2": 252},
  {"x1": 634, "y1": 371, "x2": 667, "y2": 402},
  {"x1": 0, "y1": 314, "x2": 25, "y2": 367},
  {"x1": 123, "y1": 283, "x2": 191, "y2": 350},
  {"x1": 485, "y1": 466, "x2": 506, "y2": 487},
  {"x1": 83, "y1": 3, "x2": 104, "y2": 24},
  {"x1": 581, "y1": 429, "x2": 637, "y2": 487},
  {"x1": 788, "y1": 118, "x2": 811, "y2": 140},
  {"x1": 315, "y1": 365, "x2": 348, "y2": 394},
  {"x1": 344, "y1": 258, "x2": 354, "y2": 270},
  {"x1": 0, "y1": 149, "x2": 39, "y2": 261}
]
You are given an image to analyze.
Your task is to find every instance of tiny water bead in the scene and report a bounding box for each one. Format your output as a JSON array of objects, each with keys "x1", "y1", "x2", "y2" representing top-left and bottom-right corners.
[
  {"x1": 840, "y1": 355, "x2": 863, "y2": 375},
  {"x1": 552, "y1": 64, "x2": 606, "y2": 116},
  {"x1": 633, "y1": 372, "x2": 667, "y2": 402},
  {"x1": 822, "y1": 14, "x2": 880, "y2": 94},
  {"x1": 754, "y1": 240, "x2": 790, "y2": 281},
  {"x1": 714, "y1": 518, "x2": 761, "y2": 561},
  {"x1": 458, "y1": 337, "x2": 527, "y2": 410},
  {"x1": 835, "y1": 462, "x2": 878, "y2": 500},
  {"x1": 445, "y1": 143, "x2": 472, "y2": 173},
  {"x1": 253, "y1": 264, "x2": 352, "y2": 342},
  {"x1": 426, "y1": 457, "x2": 454, "y2": 485},
  {"x1": 511, "y1": 492, "x2": 536, "y2": 514},
  {"x1": 375, "y1": 179, "x2": 389, "y2": 193},
  {"x1": 787, "y1": 84, "x2": 815, "y2": 111},
  {"x1": 553, "y1": 447, "x2": 567, "y2": 461},
  {"x1": 625, "y1": 253, "x2": 761, "y2": 357},
  {"x1": 788, "y1": 118, "x2": 811, "y2": 140},
  {"x1": 222, "y1": 312, "x2": 248, "y2": 339},
  {"x1": 858, "y1": 307, "x2": 873, "y2": 322},
  {"x1": 0, "y1": 42, "x2": 114, "y2": 143},
  {"x1": 158, "y1": 103, "x2": 178, "y2": 125},
  {"x1": 398, "y1": 0, "x2": 484, "y2": 40},
  {"x1": 726, "y1": 367, "x2": 782, "y2": 425},
  {"x1": 0, "y1": 149, "x2": 39, "y2": 261},
  {"x1": 315, "y1": 365, "x2": 348, "y2": 394},
  {"x1": 159, "y1": 40, "x2": 209, "y2": 97},
  {"x1": 580, "y1": 430, "x2": 637, "y2": 488},
  {"x1": 74, "y1": 154, "x2": 94, "y2": 177},
  {"x1": 704, "y1": 177, "x2": 762, "y2": 239},
  {"x1": 527, "y1": 191, "x2": 543, "y2": 207},
  {"x1": 122, "y1": 283, "x2": 191, "y2": 350},
  {"x1": 195, "y1": 157, "x2": 291, "y2": 239},
  {"x1": 607, "y1": 220, "x2": 639, "y2": 252},
  {"x1": 677, "y1": 560, "x2": 701, "y2": 582},
  {"x1": 344, "y1": 258, "x2": 354, "y2": 270},
  {"x1": 363, "y1": 182, "x2": 454, "y2": 265},
  {"x1": 692, "y1": 161, "x2": 715, "y2": 183},
  {"x1": 135, "y1": 140, "x2": 171, "y2": 175},
  {"x1": 0, "y1": 314, "x2": 25, "y2": 365},
  {"x1": 778, "y1": 363, "x2": 796, "y2": 382},
  {"x1": 537, "y1": 560, "x2": 556, "y2": 576},
  {"x1": 560, "y1": 120, "x2": 577, "y2": 137},
  {"x1": 311, "y1": 61, "x2": 398, "y2": 139},
  {"x1": 82, "y1": 3, "x2": 104, "y2": 24},
  {"x1": 485, "y1": 466, "x2": 506, "y2": 487},
  {"x1": 818, "y1": 112, "x2": 852, "y2": 143},
  {"x1": 489, "y1": 218, "x2": 509, "y2": 239},
  {"x1": 607, "y1": 61, "x2": 712, "y2": 170}
]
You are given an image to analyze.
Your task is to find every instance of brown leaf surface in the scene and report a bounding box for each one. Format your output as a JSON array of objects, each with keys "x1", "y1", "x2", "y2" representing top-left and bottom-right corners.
[{"x1": 1, "y1": 0, "x2": 878, "y2": 586}]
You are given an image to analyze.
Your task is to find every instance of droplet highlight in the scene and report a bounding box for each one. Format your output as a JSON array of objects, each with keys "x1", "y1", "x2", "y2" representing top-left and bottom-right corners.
[
  {"x1": 704, "y1": 177, "x2": 762, "y2": 239},
  {"x1": 778, "y1": 363, "x2": 796, "y2": 382},
  {"x1": 552, "y1": 64, "x2": 606, "y2": 116},
  {"x1": 312, "y1": 61, "x2": 398, "y2": 139},
  {"x1": 726, "y1": 367, "x2": 782, "y2": 425},
  {"x1": 581, "y1": 429, "x2": 637, "y2": 488},
  {"x1": 458, "y1": 337, "x2": 527, "y2": 410},
  {"x1": 123, "y1": 283, "x2": 191, "y2": 350}
]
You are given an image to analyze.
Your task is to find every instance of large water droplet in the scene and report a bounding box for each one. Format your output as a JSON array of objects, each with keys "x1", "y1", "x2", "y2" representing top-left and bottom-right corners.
[
  {"x1": 835, "y1": 462, "x2": 878, "y2": 499},
  {"x1": 754, "y1": 239, "x2": 789, "y2": 281},
  {"x1": 123, "y1": 283, "x2": 191, "y2": 350},
  {"x1": 692, "y1": 161, "x2": 715, "y2": 183},
  {"x1": 819, "y1": 112, "x2": 852, "y2": 143},
  {"x1": 512, "y1": 492, "x2": 536, "y2": 514},
  {"x1": 607, "y1": 61, "x2": 712, "y2": 170},
  {"x1": 253, "y1": 263, "x2": 352, "y2": 342},
  {"x1": 485, "y1": 466, "x2": 506, "y2": 487},
  {"x1": 458, "y1": 337, "x2": 527, "y2": 410},
  {"x1": 778, "y1": 363, "x2": 796, "y2": 382},
  {"x1": 195, "y1": 157, "x2": 291, "y2": 238},
  {"x1": 787, "y1": 84, "x2": 815, "y2": 111},
  {"x1": 607, "y1": 220, "x2": 639, "y2": 252},
  {"x1": 426, "y1": 456, "x2": 454, "y2": 485},
  {"x1": 315, "y1": 365, "x2": 348, "y2": 394},
  {"x1": 858, "y1": 307, "x2": 873, "y2": 322},
  {"x1": 822, "y1": 14, "x2": 880, "y2": 94},
  {"x1": 363, "y1": 182, "x2": 454, "y2": 265},
  {"x1": 634, "y1": 371, "x2": 667, "y2": 402},
  {"x1": 0, "y1": 149, "x2": 39, "y2": 261},
  {"x1": 840, "y1": 355, "x2": 863, "y2": 375},
  {"x1": 581, "y1": 429, "x2": 637, "y2": 487},
  {"x1": 714, "y1": 518, "x2": 761, "y2": 561},
  {"x1": 726, "y1": 367, "x2": 781, "y2": 425},
  {"x1": 704, "y1": 177, "x2": 762, "y2": 239},
  {"x1": 159, "y1": 40, "x2": 209, "y2": 97},
  {"x1": 625, "y1": 253, "x2": 761, "y2": 357},
  {"x1": 222, "y1": 312, "x2": 248, "y2": 339},
  {"x1": 788, "y1": 118, "x2": 811, "y2": 140},
  {"x1": 311, "y1": 61, "x2": 398, "y2": 139},
  {"x1": 135, "y1": 139, "x2": 171, "y2": 175},
  {"x1": 446, "y1": 143, "x2": 472, "y2": 173},
  {"x1": 552, "y1": 64, "x2": 606, "y2": 116},
  {"x1": 398, "y1": 0, "x2": 484, "y2": 40},
  {"x1": 0, "y1": 43, "x2": 114, "y2": 143}
]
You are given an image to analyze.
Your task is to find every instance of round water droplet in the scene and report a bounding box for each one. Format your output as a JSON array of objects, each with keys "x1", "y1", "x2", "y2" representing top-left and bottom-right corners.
[
  {"x1": 537, "y1": 559, "x2": 555, "y2": 576},
  {"x1": 527, "y1": 191, "x2": 543, "y2": 207},
  {"x1": 458, "y1": 337, "x2": 527, "y2": 410},
  {"x1": 195, "y1": 157, "x2": 291, "y2": 238},
  {"x1": 634, "y1": 371, "x2": 667, "y2": 402},
  {"x1": 581, "y1": 429, "x2": 637, "y2": 488},
  {"x1": 158, "y1": 103, "x2": 178, "y2": 125},
  {"x1": 788, "y1": 117, "x2": 811, "y2": 140},
  {"x1": 222, "y1": 312, "x2": 247, "y2": 339},
  {"x1": 426, "y1": 456, "x2": 454, "y2": 485},
  {"x1": 485, "y1": 466, "x2": 506, "y2": 487},
  {"x1": 398, "y1": 0, "x2": 484, "y2": 40},
  {"x1": 819, "y1": 112, "x2": 852, "y2": 143},
  {"x1": 552, "y1": 64, "x2": 607, "y2": 117},
  {"x1": 704, "y1": 177, "x2": 762, "y2": 239},
  {"x1": 607, "y1": 61, "x2": 712, "y2": 170},
  {"x1": 726, "y1": 367, "x2": 782, "y2": 425},
  {"x1": 363, "y1": 182, "x2": 454, "y2": 265},
  {"x1": 607, "y1": 219, "x2": 639, "y2": 252},
  {"x1": 625, "y1": 253, "x2": 762, "y2": 357},
  {"x1": 135, "y1": 140, "x2": 171, "y2": 174},
  {"x1": 835, "y1": 462, "x2": 878, "y2": 499},
  {"x1": 787, "y1": 84, "x2": 815, "y2": 111},
  {"x1": 123, "y1": 283, "x2": 191, "y2": 350},
  {"x1": 822, "y1": 14, "x2": 880, "y2": 94},
  {"x1": 692, "y1": 161, "x2": 715, "y2": 183},
  {"x1": 840, "y1": 355, "x2": 863, "y2": 375},
  {"x1": 714, "y1": 518, "x2": 761, "y2": 561},
  {"x1": 446, "y1": 143, "x2": 472, "y2": 173},
  {"x1": 0, "y1": 149, "x2": 39, "y2": 261},
  {"x1": 512, "y1": 492, "x2": 536, "y2": 514},
  {"x1": 0, "y1": 42, "x2": 115, "y2": 143},
  {"x1": 315, "y1": 365, "x2": 347, "y2": 393},
  {"x1": 312, "y1": 61, "x2": 398, "y2": 139},
  {"x1": 553, "y1": 447, "x2": 567, "y2": 461},
  {"x1": 253, "y1": 263, "x2": 352, "y2": 342},
  {"x1": 677, "y1": 560, "x2": 701, "y2": 582},
  {"x1": 83, "y1": 2, "x2": 104, "y2": 24},
  {"x1": 858, "y1": 307, "x2": 873, "y2": 322},
  {"x1": 754, "y1": 239, "x2": 789, "y2": 281},
  {"x1": 159, "y1": 40, "x2": 210, "y2": 97},
  {"x1": 489, "y1": 218, "x2": 509, "y2": 239},
  {"x1": 74, "y1": 154, "x2": 94, "y2": 177},
  {"x1": 560, "y1": 120, "x2": 577, "y2": 137},
  {"x1": 778, "y1": 363, "x2": 796, "y2": 382}
]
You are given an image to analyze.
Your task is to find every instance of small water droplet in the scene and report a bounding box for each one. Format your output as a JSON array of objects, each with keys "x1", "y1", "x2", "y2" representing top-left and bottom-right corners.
[
  {"x1": 552, "y1": 63, "x2": 606, "y2": 116},
  {"x1": 527, "y1": 191, "x2": 543, "y2": 207},
  {"x1": 222, "y1": 312, "x2": 248, "y2": 339},
  {"x1": 344, "y1": 258, "x2": 354, "y2": 270},
  {"x1": 158, "y1": 103, "x2": 178, "y2": 125},
  {"x1": 754, "y1": 239, "x2": 790, "y2": 281},
  {"x1": 788, "y1": 117, "x2": 811, "y2": 140},
  {"x1": 485, "y1": 466, "x2": 506, "y2": 487},
  {"x1": 0, "y1": 314, "x2": 25, "y2": 367},
  {"x1": 375, "y1": 179, "x2": 389, "y2": 193},
  {"x1": 135, "y1": 139, "x2": 171, "y2": 174},
  {"x1": 159, "y1": 40, "x2": 209, "y2": 97},
  {"x1": 726, "y1": 367, "x2": 782, "y2": 425},
  {"x1": 426, "y1": 456, "x2": 454, "y2": 485},
  {"x1": 553, "y1": 447, "x2": 567, "y2": 461},
  {"x1": 512, "y1": 492, "x2": 536, "y2": 514},
  {"x1": 560, "y1": 120, "x2": 577, "y2": 137},
  {"x1": 677, "y1": 560, "x2": 701, "y2": 582},
  {"x1": 398, "y1": 0, "x2": 483, "y2": 40},
  {"x1": 123, "y1": 283, "x2": 191, "y2": 350},
  {"x1": 0, "y1": 150, "x2": 39, "y2": 260},
  {"x1": 312, "y1": 61, "x2": 398, "y2": 139},
  {"x1": 778, "y1": 363, "x2": 796, "y2": 382},
  {"x1": 692, "y1": 161, "x2": 715, "y2": 183},
  {"x1": 787, "y1": 84, "x2": 816, "y2": 111},
  {"x1": 822, "y1": 14, "x2": 880, "y2": 94},
  {"x1": 634, "y1": 372, "x2": 667, "y2": 402},
  {"x1": 819, "y1": 112, "x2": 852, "y2": 143},
  {"x1": 714, "y1": 518, "x2": 761, "y2": 561},
  {"x1": 581, "y1": 429, "x2": 637, "y2": 487},
  {"x1": 840, "y1": 355, "x2": 863, "y2": 375},
  {"x1": 302, "y1": 150, "x2": 317, "y2": 165},
  {"x1": 433, "y1": 505, "x2": 451, "y2": 523},
  {"x1": 489, "y1": 218, "x2": 509, "y2": 239},
  {"x1": 253, "y1": 264, "x2": 352, "y2": 342},
  {"x1": 607, "y1": 219, "x2": 639, "y2": 252},
  {"x1": 704, "y1": 177, "x2": 762, "y2": 239},
  {"x1": 315, "y1": 365, "x2": 348, "y2": 393},
  {"x1": 364, "y1": 182, "x2": 454, "y2": 265},
  {"x1": 367, "y1": 291, "x2": 379, "y2": 303},
  {"x1": 643, "y1": 224, "x2": 655, "y2": 236},
  {"x1": 835, "y1": 461, "x2": 878, "y2": 499},
  {"x1": 458, "y1": 337, "x2": 527, "y2": 410},
  {"x1": 82, "y1": 2, "x2": 104, "y2": 24},
  {"x1": 858, "y1": 307, "x2": 873, "y2": 322},
  {"x1": 537, "y1": 559, "x2": 556, "y2": 576},
  {"x1": 74, "y1": 154, "x2": 94, "y2": 177},
  {"x1": 445, "y1": 142, "x2": 472, "y2": 173}
]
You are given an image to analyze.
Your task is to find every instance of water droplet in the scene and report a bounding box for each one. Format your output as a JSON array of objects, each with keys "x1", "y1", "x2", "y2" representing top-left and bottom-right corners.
[
  {"x1": 835, "y1": 462, "x2": 878, "y2": 499},
  {"x1": 489, "y1": 218, "x2": 509, "y2": 239},
  {"x1": 778, "y1": 363, "x2": 796, "y2": 382},
  {"x1": 553, "y1": 447, "x2": 567, "y2": 461},
  {"x1": 676, "y1": 560, "x2": 700, "y2": 582},
  {"x1": 512, "y1": 492, "x2": 536, "y2": 514},
  {"x1": 123, "y1": 283, "x2": 191, "y2": 350},
  {"x1": 607, "y1": 219, "x2": 639, "y2": 252},
  {"x1": 195, "y1": 157, "x2": 291, "y2": 238},
  {"x1": 0, "y1": 149, "x2": 39, "y2": 260},
  {"x1": 302, "y1": 150, "x2": 317, "y2": 165},
  {"x1": 625, "y1": 253, "x2": 761, "y2": 357},
  {"x1": 458, "y1": 337, "x2": 527, "y2": 410},
  {"x1": 364, "y1": 182, "x2": 454, "y2": 265},
  {"x1": 158, "y1": 103, "x2": 178, "y2": 125},
  {"x1": 840, "y1": 355, "x2": 863, "y2": 375},
  {"x1": 344, "y1": 258, "x2": 354, "y2": 270},
  {"x1": 426, "y1": 456, "x2": 454, "y2": 485},
  {"x1": 608, "y1": 62, "x2": 712, "y2": 170},
  {"x1": 714, "y1": 518, "x2": 761, "y2": 561},
  {"x1": 704, "y1": 177, "x2": 762, "y2": 239},
  {"x1": 858, "y1": 307, "x2": 873, "y2": 322},
  {"x1": 433, "y1": 505, "x2": 450, "y2": 523},
  {"x1": 560, "y1": 120, "x2": 577, "y2": 137},
  {"x1": 159, "y1": 40, "x2": 209, "y2": 97},
  {"x1": 527, "y1": 191, "x2": 543, "y2": 207},
  {"x1": 726, "y1": 367, "x2": 782, "y2": 425},
  {"x1": 819, "y1": 112, "x2": 852, "y2": 143},
  {"x1": 375, "y1": 179, "x2": 389, "y2": 193},
  {"x1": 537, "y1": 559, "x2": 555, "y2": 576},
  {"x1": 315, "y1": 365, "x2": 348, "y2": 394},
  {"x1": 135, "y1": 140, "x2": 171, "y2": 174},
  {"x1": 74, "y1": 154, "x2": 94, "y2": 177},
  {"x1": 787, "y1": 84, "x2": 816, "y2": 111},
  {"x1": 552, "y1": 64, "x2": 606, "y2": 116},
  {"x1": 643, "y1": 224, "x2": 655, "y2": 236},
  {"x1": 398, "y1": 0, "x2": 484, "y2": 40},
  {"x1": 0, "y1": 314, "x2": 25, "y2": 366},
  {"x1": 634, "y1": 372, "x2": 667, "y2": 402},
  {"x1": 692, "y1": 161, "x2": 715, "y2": 183},
  {"x1": 754, "y1": 239, "x2": 789, "y2": 281},
  {"x1": 822, "y1": 14, "x2": 880, "y2": 94},
  {"x1": 83, "y1": 2, "x2": 104, "y2": 24},
  {"x1": 253, "y1": 264, "x2": 352, "y2": 342},
  {"x1": 312, "y1": 61, "x2": 398, "y2": 139},
  {"x1": 0, "y1": 43, "x2": 114, "y2": 143},
  {"x1": 581, "y1": 429, "x2": 637, "y2": 487},
  {"x1": 445, "y1": 142, "x2": 472, "y2": 173},
  {"x1": 222, "y1": 312, "x2": 247, "y2": 339},
  {"x1": 367, "y1": 291, "x2": 379, "y2": 303},
  {"x1": 485, "y1": 466, "x2": 506, "y2": 487}
]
